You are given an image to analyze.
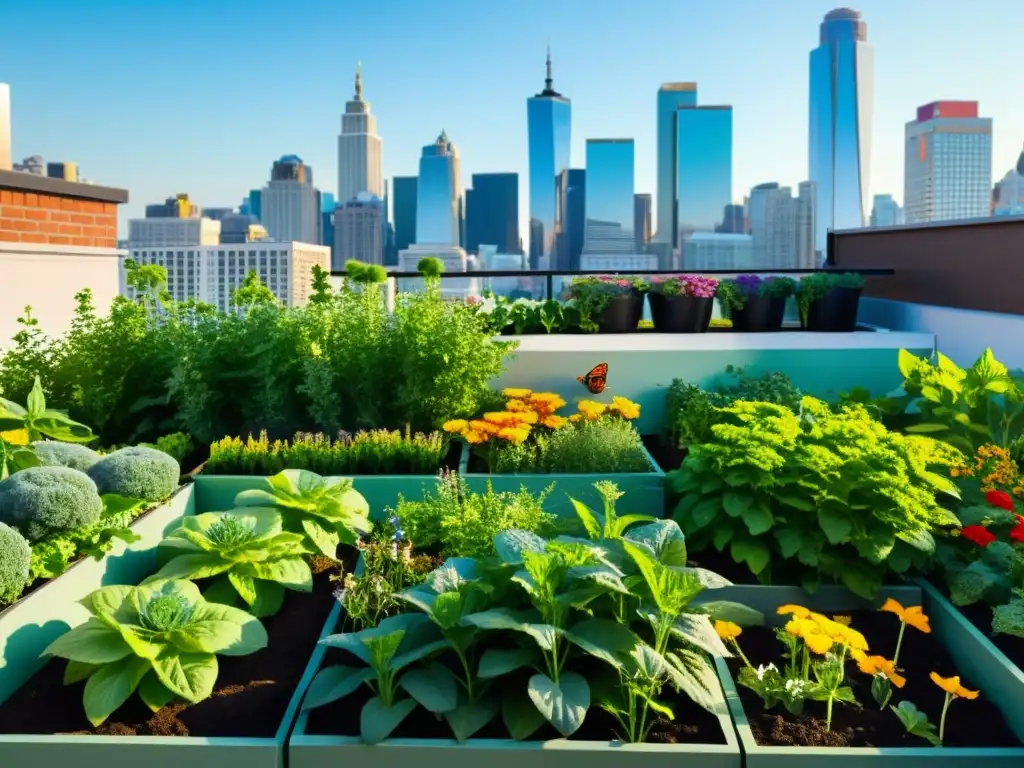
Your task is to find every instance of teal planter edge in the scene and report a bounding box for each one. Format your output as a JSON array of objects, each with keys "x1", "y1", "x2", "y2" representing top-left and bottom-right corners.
[
  {"x1": 287, "y1": 603, "x2": 740, "y2": 768},
  {"x1": 713, "y1": 584, "x2": 1024, "y2": 765},
  {"x1": 0, "y1": 484, "x2": 195, "y2": 706}
]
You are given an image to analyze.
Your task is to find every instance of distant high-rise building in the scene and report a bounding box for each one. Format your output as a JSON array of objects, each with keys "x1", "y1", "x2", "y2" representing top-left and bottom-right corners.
[
  {"x1": 46, "y1": 162, "x2": 78, "y2": 182},
  {"x1": 334, "y1": 192, "x2": 384, "y2": 270},
  {"x1": 683, "y1": 233, "x2": 756, "y2": 271},
  {"x1": 904, "y1": 101, "x2": 992, "y2": 224},
  {"x1": 338, "y1": 65, "x2": 383, "y2": 204},
  {"x1": 219, "y1": 213, "x2": 264, "y2": 244},
  {"x1": 146, "y1": 194, "x2": 200, "y2": 219},
  {"x1": 466, "y1": 173, "x2": 520, "y2": 254},
  {"x1": 393, "y1": 176, "x2": 417, "y2": 252},
  {"x1": 583, "y1": 139, "x2": 635, "y2": 255},
  {"x1": 261, "y1": 155, "x2": 321, "y2": 244},
  {"x1": 527, "y1": 49, "x2": 571, "y2": 270},
  {"x1": 869, "y1": 194, "x2": 904, "y2": 227},
  {"x1": 320, "y1": 192, "x2": 335, "y2": 251},
  {"x1": 13, "y1": 155, "x2": 44, "y2": 175},
  {"x1": 676, "y1": 105, "x2": 733, "y2": 250},
  {"x1": 0, "y1": 83, "x2": 10, "y2": 171},
  {"x1": 555, "y1": 168, "x2": 585, "y2": 272},
  {"x1": 747, "y1": 181, "x2": 816, "y2": 269},
  {"x1": 716, "y1": 203, "x2": 746, "y2": 234},
  {"x1": 993, "y1": 148, "x2": 1024, "y2": 216},
  {"x1": 240, "y1": 189, "x2": 262, "y2": 221},
  {"x1": 633, "y1": 193, "x2": 652, "y2": 254},
  {"x1": 129, "y1": 202, "x2": 221, "y2": 247},
  {"x1": 415, "y1": 131, "x2": 461, "y2": 246},
  {"x1": 809, "y1": 8, "x2": 873, "y2": 251},
  {"x1": 653, "y1": 82, "x2": 698, "y2": 259},
  {"x1": 201, "y1": 207, "x2": 234, "y2": 221}
]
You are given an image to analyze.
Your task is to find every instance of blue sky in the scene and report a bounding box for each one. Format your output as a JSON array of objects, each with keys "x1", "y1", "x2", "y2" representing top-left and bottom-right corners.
[{"x1": 3, "y1": 0, "x2": 1023, "y2": 237}]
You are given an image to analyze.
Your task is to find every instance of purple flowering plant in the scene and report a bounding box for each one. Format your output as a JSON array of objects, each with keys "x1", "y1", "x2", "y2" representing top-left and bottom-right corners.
[
  {"x1": 644, "y1": 274, "x2": 719, "y2": 298},
  {"x1": 716, "y1": 275, "x2": 797, "y2": 316}
]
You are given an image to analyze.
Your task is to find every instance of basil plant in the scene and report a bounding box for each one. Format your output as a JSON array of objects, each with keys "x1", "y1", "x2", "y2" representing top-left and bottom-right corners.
[
  {"x1": 42, "y1": 580, "x2": 267, "y2": 726},
  {"x1": 145, "y1": 508, "x2": 313, "y2": 617}
]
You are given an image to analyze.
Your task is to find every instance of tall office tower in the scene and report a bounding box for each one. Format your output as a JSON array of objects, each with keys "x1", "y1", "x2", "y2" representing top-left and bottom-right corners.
[
  {"x1": 261, "y1": 155, "x2": 321, "y2": 244},
  {"x1": 415, "y1": 131, "x2": 461, "y2": 246},
  {"x1": 993, "y1": 148, "x2": 1024, "y2": 215},
  {"x1": 466, "y1": 173, "x2": 520, "y2": 254},
  {"x1": 716, "y1": 203, "x2": 746, "y2": 234},
  {"x1": 320, "y1": 192, "x2": 336, "y2": 251},
  {"x1": 338, "y1": 65, "x2": 383, "y2": 204},
  {"x1": 555, "y1": 168, "x2": 585, "y2": 272},
  {"x1": 240, "y1": 189, "x2": 262, "y2": 221},
  {"x1": 809, "y1": 8, "x2": 873, "y2": 252},
  {"x1": 676, "y1": 106, "x2": 733, "y2": 259},
  {"x1": 633, "y1": 193, "x2": 652, "y2": 254},
  {"x1": 219, "y1": 213, "x2": 264, "y2": 244},
  {"x1": 583, "y1": 139, "x2": 636, "y2": 255},
  {"x1": 904, "y1": 101, "x2": 992, "y2": 224},
  {"x1": 747, "y1": 181, "x2": 817, "y2": 269},
  {"x1": 869, "y1": 194, "x2": 904, "y2": 226},
  {"x1": 527, "y1": 48, "x2": 571, "y2": 270},
  {"x1": 333, "y1": 192, "x2": 384, "y2": 270},
  {"x1": 652, "y1": 82, "x2": 698, "y2": 265},
  {"x1": 393, "y1": 176, "x2": 417, "y2": 252},
  {"x1": 682, "y1": 234, "x2": 755, "y2": 271}
]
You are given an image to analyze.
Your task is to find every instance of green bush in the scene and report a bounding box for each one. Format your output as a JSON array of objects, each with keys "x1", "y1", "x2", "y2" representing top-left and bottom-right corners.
[
  {"x1": 32, "y1": 441, "x2": 101, "y2": 472},
  {"x1": 0, "y1": 521, "x2": 31, "y2": 604},
  {"x1": 87, "y1": 446, "x2": 179, "y2": 501},
  {"x1": 0, "y1": 466, "x2": 103, "y2": 542},
  {"x1": 495, "y1": 418, "x2": 651, "y2": 474}
]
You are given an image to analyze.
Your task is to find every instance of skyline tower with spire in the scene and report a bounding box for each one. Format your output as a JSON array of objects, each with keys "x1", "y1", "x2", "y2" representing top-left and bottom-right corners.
[
  {"x1": 338, "y1": 63, "x2": 383, "y2": 205},
  {"x1": 527, "y1": 47, "x2": 571, "y2": 270}
]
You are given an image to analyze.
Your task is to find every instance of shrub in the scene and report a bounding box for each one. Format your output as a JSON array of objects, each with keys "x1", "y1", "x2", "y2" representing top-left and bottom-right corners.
[
  {"x1": 142, "y1": 432, "x2": 193, "y2": 464},
  {"x1": 32, "y1": 441, "x2": 101, "y2": 472},
  {"x1": 0, "y1": 466, "x2": 103, "y2": 542},
  {"x1": 498, "y1": 418, "x2": 651, "y2": 474},
  {"x1": 87, "y1": 445, "x2": 179, "y2": 501},
  {"x1": 0, "y1": 522, "x2": 31, "y2": 604}
]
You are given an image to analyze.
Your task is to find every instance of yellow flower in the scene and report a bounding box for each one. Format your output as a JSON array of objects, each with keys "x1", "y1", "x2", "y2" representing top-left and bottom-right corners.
[
  {"x1": 784, "y1": 617, "x2": 835, "y2": 654},
  {"x1": 858, "y1": 656, "x2": 906, "y2": 688},
  {"x1": 464, "y1": 429, "x2": 489, "y2": 444},
  {"x1": 577, "y1": 399, "x2": 607, "y2": 420},
  {"x1": 541, "y1": 414, "x2": 568, "y2": 429},
  {"x1": 609, "y1": 396, "x2": 641, "y2": 420},
  {"x1": 470, "y1": 419, "x2": 499, "y2": 435},
  {"x1": 832, "y1": 615, "x2": 852, "y2": 626},
  {"x1": 881, "y1": 598, "x2": 931, "y2": 634},
  {"x1": 497, "y1": 426, "x2": 531, "y2": 444},
  {"x1": 529, "y1": 392, "x2": 567, "y2": 413},
  {"x1": 483, "y1": 411, "x2": 530, "y2": 427},
  {"x1": 442, "y1": 419, "x2": 469, "y2": 434},
  {"x1": 714, "y1": 620, "x2": 742, "y2": 641},
  {"x1": 930, "y1": 672, "x2": 979, "y2": 700},
  {"x1": 505, "y1": 399, "x2": 533, "y2": 413},
  {"x1": 0, "y1": 429, "x2": 29, "y2": 446},
  {"x1": 777, "y1": 605, "x2": 811, "y2": 618},
  {"x1": 501, "y1": 388, "x2": 532, "y2": 399},
  {"x1": 568, "y1": 414, "x2": 582, "y2": 423}
]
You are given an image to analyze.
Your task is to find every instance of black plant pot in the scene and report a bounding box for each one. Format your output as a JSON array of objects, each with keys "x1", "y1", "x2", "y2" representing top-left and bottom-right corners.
[
  {"x1": 731, "y1": 294, "x2": 788, "y2": 332},
  {"x1": 597, "y1": 291, "x2": 645, "y2": 333},
  {"x1": 803, "y1": 286, "x2": 862, "y2": 332},
  {"x1": 648, "y1": 293, "x2": 714, "y2": 333}
]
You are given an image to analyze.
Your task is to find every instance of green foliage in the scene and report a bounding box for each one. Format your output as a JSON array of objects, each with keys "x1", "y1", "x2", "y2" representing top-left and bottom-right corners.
[
  {"x1": 417, "y1": 257, "x2": 444, "y2": 278},
  {"x1": 668, "y1": 397, "x2": 962, "y2": 597},
  {"x1": 87, "y1": 445, "x2": 179, "y2": 502},
  {"x1": 204, "y1": 429, "x2": 446, "y2": 476},
  {"x1": 393, "y1": 470, "x2": 557, "y2": 557},
  {"x1": 31, "y1": 440, "x2": 101, "y2": 472},
  {"x1": 891, "y1": 700, "x2": 942, "y2": 746},
  {"x1": 231, "y1": 271, "x2": 278, "y2": 309},
  {"x1": 0, "y1": 522, "x2": 31, "y2": 604},
  {"x1": 0, "y1": 466, "x2": 103, "y2": 542},
  {"x1": 143, "y1": 432, "x2": 193, "y2": 464},
  {"x1": 233, "y1": 469, "x2": 371, "y2": 559},
  {"x1": 564, "y1": 276, "x2": 642, "y2": 333},
  {"x1": 0, "y1": 306, "x2": 64, "y2": 405},
  {"x1": 0, "y1": 375, "x2": 95, "y2": 444},
  {"x1": 42, "y1": 580, "x2": 267, "y2": 725},
  {"x1": 495, "y1": 418, "x2": 651, "y2": 474},
  {"x1": 716, "y1": 276, "x2": 797, "y2": 316},
  {"x1": 992, "y1": 593, "x2": 1024, "y2": 638},
  {"x1": 476, "y1": 296, "x2": 581, "y2": 335},
  {"x1": 796, "y1": 272, "x2": 865, "y2": 325},
  {"x1": 309, "y1": 264, "x2": 334, "y2": 304},
  {"x1": 145, "y1": 508, "x2": 312, "y2": 617}
]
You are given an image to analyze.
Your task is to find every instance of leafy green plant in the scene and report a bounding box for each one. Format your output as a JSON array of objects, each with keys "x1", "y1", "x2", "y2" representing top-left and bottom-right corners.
[
  {"x1": 0, "y1": 466, "x2": 103, "y2": 542},
  {"x1": 0, "y1": 521, "x2": 31, "y2": 604},
  {"x1": 233, "y1": 469, "x2": 371, "y2": 559},
  {"x1": 144, "y1": 508, "x2": 312, "y2": 617},
  {"x1": 142, "y1": 432, "x2": 193, "y2": 464},
  {"x1": 795, "y1": 272, "x2": 865, "y2": 326},
  {"x1": 669, "y1": 397, "x2": 962, "y2": 597},
  {"x1": 0, "y1": 375, "x2": 94, "y2": 445},
  {"x1": 42, "y1": 580, "x2": 267, "y2": 725},
  {"x1": 715, "y1": 275, "x2": 797, "y2": 317},
  {"x1": 497, "y1": 417, "x2": 651, "y2": 474},
  {"x1": 565, "y1": 275, "x2": 643, "y2": 333}
]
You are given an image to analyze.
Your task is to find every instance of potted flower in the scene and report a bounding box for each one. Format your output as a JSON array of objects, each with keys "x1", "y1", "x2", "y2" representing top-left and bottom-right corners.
[
  {"x1": 716, "y1": 275, "x2": 797, "y2": 332},
  {"x1": 797, "y1": 272, "x2": 865, "y2": 332},
  {"x1": 565, "y1": 275, "x2": 644, "y2": 333},
  {"x1": 645, "y1": 274, "x2": 719, "y2": 333}
]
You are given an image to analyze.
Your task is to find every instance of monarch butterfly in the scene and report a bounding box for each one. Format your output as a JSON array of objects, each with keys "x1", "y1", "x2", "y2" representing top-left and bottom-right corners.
[{"x1": 577, "y1": 362, "x2": 608, "y2": 394}]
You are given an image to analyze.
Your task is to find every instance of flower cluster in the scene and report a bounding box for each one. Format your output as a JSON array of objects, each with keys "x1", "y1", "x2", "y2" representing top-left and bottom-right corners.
[
  {"x1": 563, "y1": 275, "x2": 642, "y2": 300},
  {"x1": 442, "y1": 410, "x2": 535, "y2": 446},
  {"x1": 950, "y1": 444, "x2": 1024, "y2": 498},
  {"x1": 502, "y1": 388, "x2": 569, "y2": 429},
  {"x1": 570, "y1": 396, "x2": 641, "y2": 423},
  {"x1": 645, "y1": 274, "x2": 719, "y2": 298},
  {"x1": 959, "y1": 489, "x2": 1024, "y2": 547}
]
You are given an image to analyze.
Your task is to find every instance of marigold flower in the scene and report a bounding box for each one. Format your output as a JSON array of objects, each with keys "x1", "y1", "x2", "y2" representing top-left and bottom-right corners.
[
  {"x1": 469, "y1": 419, "x2": 498, "y2": 434},
  {"x1": 483, "y1": 411, "x2": 532, "y2": 427},
  {"x1": 464, "y1": 429, "x2": 489, "y2": 444},
  {"x1": 541, "y1": 414, "x2": 568, "y2": 429},
  {"x1": 858, "y1": 655, "x2": 906, "y2": 688},
  {"x1": 529, "y1": 392, "x2": 566, "y2": 411},
  {"x1": 502, "y1": 388, "x2": 532, "y2": 399},
  {"x1": 577, "y1": 399, "x2": 607, "y2": 420},
  {"x1": 505, "y1": 399, "x2": 533, "y2": 413},
  {"x1": 609, "y1": 396, "x2": 641, "y2": 420},
  {"x1": 930, "y1": 672, "x2": 979, "y2": 700},
  {"x1": 784, "y1": 617, "x2": 834, "y2": 654},
  {"x1": 777, "y1": 605, "x2": 811, "y2": 618},
  {"x1": 961, "y1": 524, "x2": 996, "y2": 548},
  {"x1": 568, "y1": 414, "x2": 582, "y2": 423},
  {"x1": 714, "y1": 620, "x2": 742, "y2": 641},
  {"x1": 880, "y1": 599, "x2": 931, "y2": 633},
  {"x1": 442, "y1": 419, "x2": 469, "y2": 434},
  {"x1": 497, "y1": 426, "x2": 531, "y2": 444}
]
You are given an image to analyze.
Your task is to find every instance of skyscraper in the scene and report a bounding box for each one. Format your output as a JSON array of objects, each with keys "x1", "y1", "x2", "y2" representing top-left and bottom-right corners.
[
  {"x1": 392, "y1": 176, "x2": 417, "y2": 252},
  {"x1": 415, "y1": 131, "x2": 461, "y2": 246},
  {"x1": 261, "y1": 155, "x2": 321, "y2": 244},
  {"x1": 747, "y1": 181, "x2": 816, "y2": 269},
  {"x1": 465, "y1": 173, "x2": 520, "y2": 254},
  {"x1": 338, "y1": 65, "x2": 383, "y2": 204},
  {"x1": 633, "y1": 193, "x2": 652, "y2": 254},
  {"x1": 676, "y1": 106, "x2": 733, "y2": 241},
  {"x1": 555, "y1": 168, "x2": 585, "y2": 272},
  {"x1": 527, "y1": 49, "x2": 571, "y2": 270},
  {"x1": 653, "y1": 83, "x2": 698, "y2": 260},
  {"x1": 583, "y1": 139, "x2": 635, "y2": 254},
  {"x1": 869, "y1": 194, "x2": 904, "y2": 227},
  {"x1": 716, "y1": 204, "x2": 746, "y2": 234},
  {"x1": 334, "y1": 192, "x2": 384, "y2": 270},
  {"x1": 904, "y1": 101, "x2": 992, "y2": 224},
  {"x1": 809, "y1": 8, "x2": 873, "y2": 251}
]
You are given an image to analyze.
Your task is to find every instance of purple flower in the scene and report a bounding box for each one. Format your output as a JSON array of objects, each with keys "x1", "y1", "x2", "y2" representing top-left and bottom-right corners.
[{"x1": 733, "y1": 275, "x2": 764, "y2": 296}]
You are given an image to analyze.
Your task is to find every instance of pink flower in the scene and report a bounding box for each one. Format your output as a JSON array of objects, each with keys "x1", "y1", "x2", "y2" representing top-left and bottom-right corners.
[
  {"x1": 616, "y1": 280, "x2": 630, "y2": 287},
  {"x1": 466, "y1": 295, "x2": 482, "y2": 305}
]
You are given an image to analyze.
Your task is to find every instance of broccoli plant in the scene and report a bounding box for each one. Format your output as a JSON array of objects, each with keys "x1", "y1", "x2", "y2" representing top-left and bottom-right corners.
[
  {"x1": 42, "y1": 580, "x2": 267, "y2": 725},
  {"x1": 0, "y1": 466, "x2": 103, "y2": 541},
  {"x1": 87, "y1": 445, "x2": 180, "y2": 501},
  {"x1": 145, "y1": 508, "x2": 312, "y2": 617},
  {"x1": 0, "y1": 521, "x2": 31, "y2": 604}
]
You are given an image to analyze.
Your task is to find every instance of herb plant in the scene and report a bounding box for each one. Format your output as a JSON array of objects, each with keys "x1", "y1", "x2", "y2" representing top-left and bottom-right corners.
[
  {"x1": 42, "y1": 580, "x2": 267, "y2": 725},
  {"x1": 716, "y1": 275, "x2": 797, "y2": 317},
  {"x1": 565, "y1": 276, "x2": 644, "y2": 333},
  {"x1": 795, "y1": 272, "x2": 865, "y2": 326}
]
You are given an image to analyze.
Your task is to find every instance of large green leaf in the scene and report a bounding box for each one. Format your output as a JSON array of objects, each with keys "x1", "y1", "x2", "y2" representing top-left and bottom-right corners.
[
  {"x1": 82, "y1": 655, "x2": 151, "y2": 726},
  {"x1": 146, "y1": 553, "x2": 234, "y2": 584},
  {"x1": 301, "y1": 517, "x2": 340, "y2": 558},
  {"x1": 360, "y1": 696, "x2": 416, "y2": 744},
  {"x1": 228, "y1": 571, "x2": 258, "y2": 605},
  {"x1": 563, "y1": 618, "x2": 639, "y2": 669},
  {"x1": 138, "y1": 671, "x2": 178, "y2": 712},
  {"x1": 697, "y1": 600, "x2": 765, "y2": 627},
  {"x1": 462, "y1": 609, "x2": 559, "y2": 651},
  {"x1": 773, "y1": 528, "x2": 805, "y2": 559},
  {"x1": 302, "y1": 665, "x2": 375, "y2": 710},
  {"x1": 399, "y1": 663, "x2": 459, "y2": 713},
  {"x1": 722, "y1": 492, "x2": 753, "y2": 518},
  {"x1": 623, "y1": 520, "x2": 688, "y2": 566},
  {"x1": 503, "y1": 686, "x2": 547, "y2": 740},
  {"x1": 248, "y1": 579, "x2": 286, "y2": 617},
  {"x1": 527, "y1": 672, "x2": 590, "y2": 737},
  {"x1": 729, "y1": 537, "x2": 770, "y2": 575},
  {"x1": 670, "y1": 614, "x2": 733, "y2": 658},
  {"x1": 569, "y1": 498, "x2": 603, "y2": 540},
  {"x1": 477, "y1": 648, "x2": 537, "y2": 679},
  {"x1": 150, "y1": 650, "x2": 218, "y2": 703},
  {"x1": 185, "y1": 600, "x2": 268, "y2": 656},
  {"x1": 663, "y1": 648, "x2": 723, "y2": 714},
  {"x1": 817, "y1": 507, "x2": 853, "y2": 545},
  {"x1": 42, "y1": 617, "x2": 133, "y2": 664},
  {"x1": 445, "y1": 696, "x2": 501, "y2": 742},
  {"x1": 742, "y1": 503, "x2": 774, "y2": 536},
  {"x1": 494, "y1": 529, "x2": 547, "y2": 565}
]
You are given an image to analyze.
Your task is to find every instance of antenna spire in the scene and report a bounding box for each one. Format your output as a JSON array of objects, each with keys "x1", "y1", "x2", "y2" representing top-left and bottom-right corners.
[
  {"x1": 545, "y1": 45, "x2": 553, "y2": 92},
  {"x1": 354, "y1": 61, "x2": 363, "y2": 100}
]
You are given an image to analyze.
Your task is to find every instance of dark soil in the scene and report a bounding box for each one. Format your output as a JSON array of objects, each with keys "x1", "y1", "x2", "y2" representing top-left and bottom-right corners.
[
  {"x1": 686, "y1": 547, "x2": 789, "y2": 585},
  {"x1": 727, "y1": 609, "x2": 1021, "y2": 748},
  {"x1": 306, "y1": 650, "x2": 725, "y2": 744},
  {"x1": 0, "y1": 561, "x2": 338, "y2": 737},
  {"x1": 640, "y1": 434, "x2": 685, "y2": 475},
  {"x1": 943, "y1": 596, "x2": 1024, "y2": 673}
]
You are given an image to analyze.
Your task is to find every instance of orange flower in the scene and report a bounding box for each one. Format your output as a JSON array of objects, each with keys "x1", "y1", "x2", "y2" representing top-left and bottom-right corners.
[
  {"x1": 497, "y1": 426, "x2": 531, "y2": 444},
  {"x1": 501, "y1": 388, "x2": 532, "y2": 399},
  {"x1": 714, "y1": 620, "x2": 742, "y2": 641},
  {"x1": 930, "y1": 673, "x2": 979, "y2": 700},
  {"x1": 858, "y1": 655, "x2": 906, "y2": 688},
  {"x1": 880, "y1": 598, "x2": 931, "y2": 633},
  {"x1": 528, "y1": 392, "x2": 566, "y2": 415},
  {"x1": 469, "y1": 419, "x2": 499, "y2": 435},
  {"x1": 541, "y1": 414, "x2": 568, "y2": 429},
  {"x1": 505, "y1": 399, "x2": 534, "y2": 413},
  {"x1": 464, "y1": 429, "x2": 488, "y2": 444},
  {"x1": 777, "y1": 605, "x2": 811, "y2": 618}
]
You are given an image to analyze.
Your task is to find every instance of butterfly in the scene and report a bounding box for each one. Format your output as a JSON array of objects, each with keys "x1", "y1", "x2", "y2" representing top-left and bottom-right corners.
[{"x1": 577, "y1": 362, "x2": 609, "y2": 394}]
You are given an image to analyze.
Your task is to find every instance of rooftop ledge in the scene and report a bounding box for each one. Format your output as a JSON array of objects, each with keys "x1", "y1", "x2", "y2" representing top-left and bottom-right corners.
[{"x1": 0, "y1": 169, "x2": 129, "y2": 204}]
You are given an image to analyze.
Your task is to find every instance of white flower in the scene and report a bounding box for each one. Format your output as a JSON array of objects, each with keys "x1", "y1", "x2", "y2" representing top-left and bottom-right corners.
[
  {"x1": 784, "y1": 678, "x2": 809, "y2": 695},
  {"x1": 479, "y1": 296, "x2": 497, "y2": 313},
  {"x1": 755, "y1": 663, "x2": 777, "y2": 681}
]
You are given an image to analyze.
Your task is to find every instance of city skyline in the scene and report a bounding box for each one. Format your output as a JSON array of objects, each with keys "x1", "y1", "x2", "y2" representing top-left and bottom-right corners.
[{"x1": 5, "y1": 0, "x2": 1024, "y2": 240}]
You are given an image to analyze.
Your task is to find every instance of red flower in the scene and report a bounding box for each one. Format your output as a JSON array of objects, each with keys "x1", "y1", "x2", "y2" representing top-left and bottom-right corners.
[
  {"x1": 1011, "y1": 515, "x2": 1024, "y2": 544},
  {"x1": 961, "y1": 525, "x2": 997, "y2": 548},
  {"x1": 986, "y1": 490, "x2": 1015, "y2": 512}
]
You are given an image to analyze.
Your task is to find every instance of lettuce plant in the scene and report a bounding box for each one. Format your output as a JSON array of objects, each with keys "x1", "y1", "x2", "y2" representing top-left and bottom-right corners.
[
  {"x1": 145, "y1": 508, "x2": 312, "y2": 617},
  {"x1": 234, "y1": 469, "x2": 370, "y2": 559},
  {"x1": 42, "y1": 580, "x2": 267, "y2": 725}
]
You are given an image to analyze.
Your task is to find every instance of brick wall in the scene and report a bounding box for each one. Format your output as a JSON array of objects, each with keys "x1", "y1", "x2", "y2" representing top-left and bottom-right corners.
[{"x1": 0, "y1": 189, "x2": 118, "y2": 248}]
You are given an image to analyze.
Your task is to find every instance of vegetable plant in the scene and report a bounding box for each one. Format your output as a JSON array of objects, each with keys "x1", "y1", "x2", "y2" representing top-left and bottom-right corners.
[
  {"x1": 715, "y1": 275, "x2": 796, "y2": 318},
  {"x1": 145, "y1": 508, "x2": 312, "y2": 617},
  {"x1": 0, "y1": 375, "x2": 96, "y2": 445},
  {"x1": 42, "y1": 580, "x2": 267, "y2": 725},
  {"x1": 795, "y1": 272, "x2": 864, "y2": 326}
]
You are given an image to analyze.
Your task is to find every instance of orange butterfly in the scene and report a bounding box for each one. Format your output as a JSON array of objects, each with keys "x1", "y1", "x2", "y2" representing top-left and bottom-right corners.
[{"x1": 577, "y1": 362, "x2": 608, "y2": 394}]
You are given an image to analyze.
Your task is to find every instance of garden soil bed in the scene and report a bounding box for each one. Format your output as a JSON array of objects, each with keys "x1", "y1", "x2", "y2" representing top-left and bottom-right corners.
[
  {"x1": 726, "y1": 609, "x2": 1021, "y2": 748},
  {"x1": 945, "y1": 597, "x2": 1024, "y2": 673},
  {"x1": 306, "y1": 652, "x2": 726, "y2": 744},
  {"x1": 0, "y1": 560, "x2": 338, "y2": 737}
]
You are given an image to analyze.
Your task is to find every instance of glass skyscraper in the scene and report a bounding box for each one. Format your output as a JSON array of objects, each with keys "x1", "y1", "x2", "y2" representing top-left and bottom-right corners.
[
  {"x1": 466, "y1": 172, "x2": 520, "y2": 254},
  {"x1": 415, "y1": 131, "x2": 461, "y2": 246},
  {"x1": 392, "y1": 176, "x2": 417, "y2": 252},
  {"x1": 555, "y1": 168, "x2": 585, "y2": 272},
  {"x1": 583, "y1": 140, "x2": 635, "y2": 254},
  {"x1": 527, "y1": 50, "x2": 571, "y2": 270},
  {"x1": 676, "y1": 106, "x2": 733, "y2": 239},
  {"x1": 809, "y1": 8, "x2": 874, "y2": 253},
  {"x1": 654, "y1": 83, "x2": 698, "y2": 256}
]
